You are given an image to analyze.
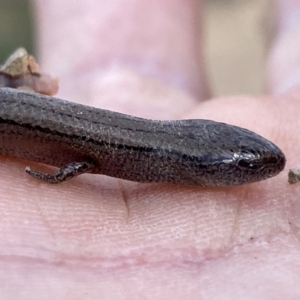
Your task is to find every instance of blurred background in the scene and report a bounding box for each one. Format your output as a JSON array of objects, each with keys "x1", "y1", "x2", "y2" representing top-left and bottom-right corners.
[{"x1": 0, "y1": 0, "x2": 272, "y2": 97}]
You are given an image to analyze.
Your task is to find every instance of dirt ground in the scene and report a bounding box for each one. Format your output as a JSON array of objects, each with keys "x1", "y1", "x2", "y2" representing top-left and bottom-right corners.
[{"x1": 205, "y1": 0, "x2": 272, "y2": 96}]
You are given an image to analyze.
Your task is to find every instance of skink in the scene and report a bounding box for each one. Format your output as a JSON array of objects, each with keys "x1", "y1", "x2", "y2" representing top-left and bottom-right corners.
[{"x1": 0, "y1": 87, "x2": 286, "y2": 186}]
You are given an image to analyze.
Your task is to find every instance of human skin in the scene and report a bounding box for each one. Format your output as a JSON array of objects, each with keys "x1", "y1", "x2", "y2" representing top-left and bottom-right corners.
[{"x1": 0, "y1": 0, "x2": 299, "y2": 299}]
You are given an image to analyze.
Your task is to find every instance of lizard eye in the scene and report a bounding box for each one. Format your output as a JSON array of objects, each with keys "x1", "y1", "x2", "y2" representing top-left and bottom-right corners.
[{"x1": 237, "y1": 159, "x2": 261, "y2": 170}]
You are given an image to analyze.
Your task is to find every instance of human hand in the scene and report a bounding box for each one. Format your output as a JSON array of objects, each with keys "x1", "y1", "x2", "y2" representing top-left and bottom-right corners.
[{"x1": 1, "y1": 0, "x2": 299, "y2": 299}]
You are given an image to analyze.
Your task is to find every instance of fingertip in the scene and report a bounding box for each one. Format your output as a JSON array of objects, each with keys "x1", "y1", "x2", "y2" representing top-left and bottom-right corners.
[{"x1": 267, "y1": 0, "x2": 300, "y2": 95}]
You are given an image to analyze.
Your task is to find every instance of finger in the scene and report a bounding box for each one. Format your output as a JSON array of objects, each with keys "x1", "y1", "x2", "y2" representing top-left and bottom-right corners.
[
  {"x1": 267, "y1": 0, "x2": 300, "y2": 94},
  {"x1": 33, "y1": 0, "x2": 209, "y2": 117}
]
